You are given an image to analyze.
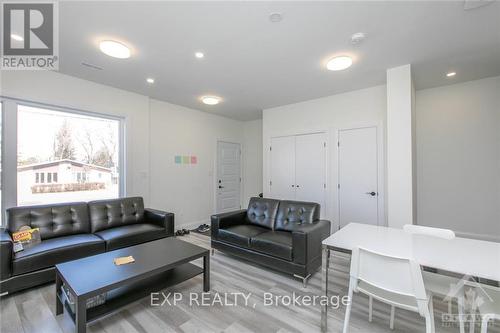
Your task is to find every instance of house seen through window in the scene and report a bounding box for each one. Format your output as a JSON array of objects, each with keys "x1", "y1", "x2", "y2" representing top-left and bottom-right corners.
[{"x1": 17, "y1": 105, "x2": 121, "y2": 206}]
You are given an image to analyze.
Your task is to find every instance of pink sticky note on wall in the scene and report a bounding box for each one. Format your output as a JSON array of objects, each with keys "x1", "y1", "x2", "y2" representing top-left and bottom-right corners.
[{"x1": 191, "y1": 156, "x2": 197, "y2": 164}]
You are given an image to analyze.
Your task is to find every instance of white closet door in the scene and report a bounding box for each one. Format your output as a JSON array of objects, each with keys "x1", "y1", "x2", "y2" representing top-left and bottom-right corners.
[
  {"x1": 270, "y1": 136, "x2": 296, "y2": 200},
  {"x1": 295, "y1": 133, "x2": 327, "y2": 212}
]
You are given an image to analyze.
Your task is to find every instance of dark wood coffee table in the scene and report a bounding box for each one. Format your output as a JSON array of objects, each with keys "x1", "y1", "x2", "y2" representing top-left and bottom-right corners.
[{"x1": 55, "y1": 237, "x2": 209, "y2": 333}]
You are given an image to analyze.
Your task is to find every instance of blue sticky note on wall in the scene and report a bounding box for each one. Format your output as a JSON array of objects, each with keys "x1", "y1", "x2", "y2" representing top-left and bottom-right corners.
[{"x1": 174, "y1": 156, "x2": 182, "y2": 164}]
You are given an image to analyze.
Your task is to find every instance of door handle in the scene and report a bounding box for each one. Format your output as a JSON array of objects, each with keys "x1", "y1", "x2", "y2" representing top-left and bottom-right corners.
[
  {"x1": 365, "y1": 191, "x2": 377, "y2": 196},
  {"x1": 219, "y1": 186, "x2": 224, "y2": 189}
]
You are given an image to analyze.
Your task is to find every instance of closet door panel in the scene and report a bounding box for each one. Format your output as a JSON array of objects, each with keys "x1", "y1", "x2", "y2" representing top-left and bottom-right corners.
[
  {"x1": 295, "y1": 133, "x2": 327, "y2": 213},
  {"x1": 270, "y1": 136, "x2": 296, "y2": 200}
]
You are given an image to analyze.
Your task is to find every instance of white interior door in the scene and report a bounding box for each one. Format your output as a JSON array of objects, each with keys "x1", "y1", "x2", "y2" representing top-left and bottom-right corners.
[
  {"x1": 270, "y1": 136, "x2": 296, "y2": 200},
  {"x1": 339, "y1": 127, "x2": 379, "y2": 227},
  {"x1": 216, "y1": 141, "x2": 241, "y2": 213},
  {"x1": 295, "y1": 133, "x2": 327, "y2": 213}
]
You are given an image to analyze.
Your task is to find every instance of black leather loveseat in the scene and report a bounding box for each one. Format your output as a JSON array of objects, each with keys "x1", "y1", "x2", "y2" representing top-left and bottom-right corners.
[
  {"x1": 0, "y1": 197, "x2": 174, "y2": 295},
  {"x1": 211, "y1": 197, "x2": 330, "y2": 286}
]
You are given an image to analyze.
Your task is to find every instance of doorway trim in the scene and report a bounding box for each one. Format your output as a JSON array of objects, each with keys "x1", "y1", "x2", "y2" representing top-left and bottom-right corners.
[
  {"x1": 214, "y1": 139, "x2": 243, "y2": 214},
  {"x1": 336, "y1": 124, "x2": 386, "y2": 229}
]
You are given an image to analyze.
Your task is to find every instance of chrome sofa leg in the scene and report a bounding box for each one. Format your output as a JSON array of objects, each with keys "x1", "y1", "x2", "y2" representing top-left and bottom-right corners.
[{"x1": 294, "y1": 274, "x2": 311, "y2": 288}]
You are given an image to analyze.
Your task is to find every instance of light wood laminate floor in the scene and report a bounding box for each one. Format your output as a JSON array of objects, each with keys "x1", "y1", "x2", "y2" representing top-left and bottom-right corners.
[{"x1": 1, "y1": 233, "x2": 497, "y2": 333}]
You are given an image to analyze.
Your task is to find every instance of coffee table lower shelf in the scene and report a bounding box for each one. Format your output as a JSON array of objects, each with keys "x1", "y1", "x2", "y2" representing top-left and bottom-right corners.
[{"x1": 57, "y1": 263, "x2": 203, "y2": 324}]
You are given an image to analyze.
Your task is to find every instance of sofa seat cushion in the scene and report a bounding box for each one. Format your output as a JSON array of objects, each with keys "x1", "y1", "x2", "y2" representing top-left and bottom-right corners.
[
  {"x1": 250, "y1": 231, "x2": 293, "y2": 261},
  {"x1": 94, "y1": 223, "x2": 166, "y2": 251},
  {"x1": 12, "y1": 234, "x2": 105, "y2": 276},
  {"x1": 218, "y1": 225, "x2": 268, "y2": 248}
]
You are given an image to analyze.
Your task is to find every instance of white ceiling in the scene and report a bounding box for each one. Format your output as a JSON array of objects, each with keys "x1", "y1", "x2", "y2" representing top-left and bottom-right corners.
[{"x1": 59, "y1": 1, "x2": 500, "y2": 120}]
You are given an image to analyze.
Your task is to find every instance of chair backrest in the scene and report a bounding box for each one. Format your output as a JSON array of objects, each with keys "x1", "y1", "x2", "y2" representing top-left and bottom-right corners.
[
  {"x1": 350, "y1": 247, "x2": 428, "y2": 313},
  {"x1": 403, "y1": 224, "x2": 455, "y2": 240}
]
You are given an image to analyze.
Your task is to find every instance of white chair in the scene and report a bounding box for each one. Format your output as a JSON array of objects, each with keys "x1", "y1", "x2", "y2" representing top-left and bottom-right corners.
[
  {"x1": 402, "y1": 224, "x2": 466, "y2": 333},
  {"x1": 403, "y1": 224, "x2": 455, "y2": 240},
  {"x1": 343, "y1": 247, "x2": 435, "y2": 333}
]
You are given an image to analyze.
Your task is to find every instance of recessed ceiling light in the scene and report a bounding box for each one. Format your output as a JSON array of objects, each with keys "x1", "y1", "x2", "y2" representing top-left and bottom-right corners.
[
  {"x1": 446, "y1": 72, "x2": 456, "y2": 77},
  {"x1": 11, "y1": 34, "x2": 23, "y2": 41},
  {"x1": 146, "y1": 78, "x2": 155, "y2": 84},
  {"x1": 201, "y1": 96, "x2": 221, "y2": 105},
  {"x1": 195, "y1": 52, "x2": 204, "y2": 59},
  {"x1": 269, "y1": 12, "x2": 283, "y2": 23},
  {"x1": 326, "y1": 56, "x2": 353, "y2": 71},
  {"x1": 99, "y1": 40, "x2": 131, "y2": 59}
]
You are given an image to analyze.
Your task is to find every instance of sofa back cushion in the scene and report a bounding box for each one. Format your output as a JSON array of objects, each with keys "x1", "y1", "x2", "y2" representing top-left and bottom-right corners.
[
  {"x1": 275, "y1": 200, "x2": 320, "y2": 231},
  {"x1": 7, "y1": 202, "x2": 90, "y2": 240},
  {"x1": 89, "y1": 197, "x2": 144, "y2": 233},
  {"x1": 246, "y1": 197, "x2": 280, "y2": 230}
]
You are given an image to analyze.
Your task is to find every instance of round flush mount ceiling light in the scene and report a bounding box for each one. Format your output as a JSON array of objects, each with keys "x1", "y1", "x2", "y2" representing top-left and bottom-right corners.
[
  {"x1": 146, "y1": 78, "x2": 155, "y2": 84},
  {"x1": 99, "y1": 40, "x2": 131, "y2": 59},
  {"x1": 326, "y1": 56, "x2": 353, "y2": 71},
  {"x1": 269, "y1": 12, "x2": 283, "y2": 23},
  {"x1": 195, "y1": 52, "x2": 204, "y2": 59},
  {"x1": 446, "y1": 71, "x2": 456, "y2": 77},
  {"x1": 201, "y1": 96, "x2": 221, "y2": 105},
  {"x1": 11, "y1": 34, "x2": 23, "y2": 41}
]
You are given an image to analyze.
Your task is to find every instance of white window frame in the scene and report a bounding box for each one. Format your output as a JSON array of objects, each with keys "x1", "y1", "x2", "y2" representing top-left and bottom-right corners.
[{"x1": 0, "y1": 97, "x2": 126, "y2": 223}]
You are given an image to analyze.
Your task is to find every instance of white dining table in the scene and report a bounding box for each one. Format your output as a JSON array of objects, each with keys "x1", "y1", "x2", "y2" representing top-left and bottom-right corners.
[{"x1": 320, "y1": 223, "x2": 500, "y2": 332}]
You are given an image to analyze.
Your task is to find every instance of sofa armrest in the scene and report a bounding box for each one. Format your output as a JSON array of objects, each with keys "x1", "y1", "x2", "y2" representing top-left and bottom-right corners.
[
  {"x1": 291, "y1": 220, "x2": 331, "y2": 265},
  {"x1": 144, "y1": 208, "x2": 175, "y2": 237},
  {"x1": 211, "y1": 209, "x2": 247, "y2": 240},
  {"x1": 0, "y1": 228, "x2": 13, "y2": 280}
]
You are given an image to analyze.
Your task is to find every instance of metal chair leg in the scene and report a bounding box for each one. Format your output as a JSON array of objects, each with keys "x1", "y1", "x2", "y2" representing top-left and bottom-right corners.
[
  {"x1": 457, "y1": 295, "x2": 465, "y2": 333},
  {"x1": 390, "y1": 305, "x2": 395, "y2": 330},
  {"x1": 428, "y1": 294, "x2": 436, "y2": 333},
  {"x1": 368, "y1": 296, "x2": 373, "y2": 322}
]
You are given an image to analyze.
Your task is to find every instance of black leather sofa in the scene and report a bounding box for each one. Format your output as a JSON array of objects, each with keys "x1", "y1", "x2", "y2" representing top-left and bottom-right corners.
[
  {"x1": 211, "y1": 197, "x2": 331, "y2": 286},
  {"x1": 0, "y1": 197, "x2": 174, "y2": 295}
]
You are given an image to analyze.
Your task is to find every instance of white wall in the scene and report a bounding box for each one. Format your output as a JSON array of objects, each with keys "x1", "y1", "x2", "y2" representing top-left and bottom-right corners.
[
  {"x1": 148, "y1": 99, "x2": 247, "y2": 228},
  {"x1": 263, "y1": 85, "x2": 387, "y2": 228},
  {"x1": 263, "y1": 75, "x2": 499, "y2": 240},
  {"x1": 386, "y1": 65, "x2": 416, "y2": 228},
  {"x1": 243, "y1": 119, "x2": 263, "y2": 206},
  {"x1": 1, "y1": 71, "x2": 263, "y2": 228},
  {"x1": 4, "y1": 71, "x2": 497, "y2": 239},
  {"x1": 416, "y1": 76, "x2": 500, "y2": 241}
]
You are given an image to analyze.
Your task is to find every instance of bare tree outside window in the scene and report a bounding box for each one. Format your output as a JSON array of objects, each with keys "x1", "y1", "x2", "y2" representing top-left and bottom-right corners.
[
  {"x1": 53, "y1": 120, "x2": 76, "y2": 160},
  {"x1": 17, "y1": 105, "x2": 121, "y2": 206}
]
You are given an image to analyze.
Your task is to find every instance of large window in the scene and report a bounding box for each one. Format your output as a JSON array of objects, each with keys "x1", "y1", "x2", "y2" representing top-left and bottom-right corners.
[{"x1": 17, "y1": 105, "x2": 122, "y2": 206}]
